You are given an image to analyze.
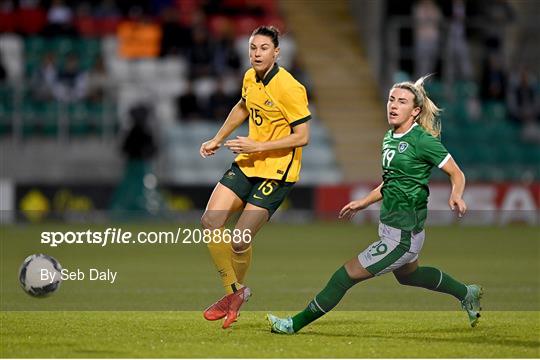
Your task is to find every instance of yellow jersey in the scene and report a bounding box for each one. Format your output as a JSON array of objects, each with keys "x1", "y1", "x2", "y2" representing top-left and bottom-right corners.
[{"x1": 235, "y1": 64, "x2": 311, "y2": 182}]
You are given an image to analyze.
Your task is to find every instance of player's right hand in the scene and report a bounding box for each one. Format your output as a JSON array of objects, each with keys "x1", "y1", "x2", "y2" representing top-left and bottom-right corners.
[
  {"x1": 339, "y1": 200, "x2": 367, "y2": 220},
  {"x1": 200, "y1": 139, "x2": 221, "y2": 158}
]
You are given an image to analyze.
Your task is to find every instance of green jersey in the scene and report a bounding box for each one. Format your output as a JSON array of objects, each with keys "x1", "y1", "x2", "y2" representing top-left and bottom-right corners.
[{"x1": 380, "y1": 123, "x2": 450, "y2": 232}]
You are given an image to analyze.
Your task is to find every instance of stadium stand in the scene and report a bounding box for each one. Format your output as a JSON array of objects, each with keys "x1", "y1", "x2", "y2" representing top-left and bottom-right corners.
[
  {"x1": 349, "y1": 0, "x2": 539, "y2": 182},
  {"x1": 0, "y1": 0, "x2": 342, "y2": 185},
  {"x1": 0, "y1": 0, "x2": 538, "y2": 185}
]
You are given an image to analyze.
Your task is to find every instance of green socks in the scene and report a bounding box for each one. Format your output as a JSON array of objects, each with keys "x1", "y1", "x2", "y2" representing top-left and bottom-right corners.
[
  {"x1": 290, "y1": 265, "x2": 467, "y2": 333},
  {"x1": 292, "y1": 266, "x2": 357, "y2": 332},
  {"x1": 396, "y1": 266, "x2": 467, "y2": 300}
]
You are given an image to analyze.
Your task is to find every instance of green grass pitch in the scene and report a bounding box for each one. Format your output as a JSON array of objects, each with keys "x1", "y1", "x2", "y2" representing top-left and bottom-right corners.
[{"x1": 1, "y1": 222, "x2": 539, "y2": 357}]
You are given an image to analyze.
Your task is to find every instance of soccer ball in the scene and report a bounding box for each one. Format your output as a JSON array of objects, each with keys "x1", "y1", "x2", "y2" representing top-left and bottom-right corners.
[{"x1": 19, "y1": 254, "x2": 62, "y2": 297}]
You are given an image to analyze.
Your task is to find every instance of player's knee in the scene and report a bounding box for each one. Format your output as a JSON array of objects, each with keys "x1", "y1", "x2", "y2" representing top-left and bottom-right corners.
[
  {"x1": 231, "y1": 240, "x2": 250, "y2": 252},
  {"x1": 201, "y1": 211, "x2": 225, "y2": 230},
  {"x1": 344, "y1": 258, "x2": 372, "y2": 281}
]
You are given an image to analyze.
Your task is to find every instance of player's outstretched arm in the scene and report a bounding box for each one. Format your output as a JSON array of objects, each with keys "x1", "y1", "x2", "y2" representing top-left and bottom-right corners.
[
  {"x1": 224, "y1": 122, "x2": 309, "y2": 154},
  {"x1": 200, "y1": 99, "x2": 249, "y2": 158},
  {"x1": 339, "y1": 182, "x2": 384, "y2": 220},
  {"x1": 441, "y1": 157, "x2": 467, "y2": 217}
]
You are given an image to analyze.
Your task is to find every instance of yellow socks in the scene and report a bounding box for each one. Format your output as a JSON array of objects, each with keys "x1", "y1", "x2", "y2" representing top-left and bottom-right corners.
[
  {"x1": 206, "y1": 229, "x2": 241, "y2": 294},
  {"x1": 232, "y1": 245, "x2": 252, "y2": 284}
]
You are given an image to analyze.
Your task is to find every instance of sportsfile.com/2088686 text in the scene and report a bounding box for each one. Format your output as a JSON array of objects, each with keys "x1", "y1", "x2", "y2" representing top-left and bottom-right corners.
[{"x1": 40, "y1": 228, "x2": 252, "y2": 247}]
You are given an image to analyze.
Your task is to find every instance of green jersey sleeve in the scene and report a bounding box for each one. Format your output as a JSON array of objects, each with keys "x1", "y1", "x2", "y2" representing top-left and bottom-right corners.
[{"x1": 417, "y1": 132, "x2": 451, "y2": 168}]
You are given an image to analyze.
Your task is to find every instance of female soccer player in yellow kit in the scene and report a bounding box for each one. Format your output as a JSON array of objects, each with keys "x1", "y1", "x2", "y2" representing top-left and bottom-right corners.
[{"x1": 199, "y1": 26, "x2": 311, "y2": 329}]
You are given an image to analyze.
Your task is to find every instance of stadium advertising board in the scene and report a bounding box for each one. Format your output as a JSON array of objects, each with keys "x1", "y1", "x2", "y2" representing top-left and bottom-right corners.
[
  {"x1": 316, "y1": 183, "x2": 540, "y2": 225},
  {"x1": 10, "y1": 182, "x2": 539, "y2": 225},
  {"x1": 12, "y1": 184, "x2": 314, "y2": 221}
]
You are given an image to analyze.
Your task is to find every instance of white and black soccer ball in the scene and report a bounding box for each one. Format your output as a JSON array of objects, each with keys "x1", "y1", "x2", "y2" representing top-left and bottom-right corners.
[{"x1": 19, "y1": 254, "x2": 62, "y2": 297}]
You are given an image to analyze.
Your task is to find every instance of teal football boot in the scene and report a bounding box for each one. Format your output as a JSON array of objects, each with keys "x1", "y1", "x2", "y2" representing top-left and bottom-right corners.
[
  {"x1": 460, "y1": 284, "x2": 483, "y2": 327},
  {"x1": 267, "y1": 314, "x2": 295, "y2": 334}
]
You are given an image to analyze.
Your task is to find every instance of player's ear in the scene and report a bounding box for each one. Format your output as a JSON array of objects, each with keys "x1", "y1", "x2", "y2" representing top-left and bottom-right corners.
[
  {"x1": 274, "y1": 47, "x2": 280, "y2": 60},
  {"x1": 412, "y1": 107, "x2": 421, "y2": 117}
]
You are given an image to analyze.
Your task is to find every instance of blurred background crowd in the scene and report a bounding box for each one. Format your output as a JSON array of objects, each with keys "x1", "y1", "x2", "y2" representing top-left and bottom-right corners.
[
  {"x1": 372, "y1": 0, "x2": 540, "y2": 183},
  {"x1": 0, "y1": 0, "x2": 307, "y2": 126},
  {"x1": 0, "y1": 0, "x2": 538, "y2": 218},
  {"x1": 386, "y1": 0, "x2": 540, "y2": 143}
]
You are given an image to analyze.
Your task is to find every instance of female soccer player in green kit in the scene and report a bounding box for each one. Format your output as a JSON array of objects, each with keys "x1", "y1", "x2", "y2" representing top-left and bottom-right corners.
[{"x1": 267, "y1": 76, "x2": 483, "y2": 334}]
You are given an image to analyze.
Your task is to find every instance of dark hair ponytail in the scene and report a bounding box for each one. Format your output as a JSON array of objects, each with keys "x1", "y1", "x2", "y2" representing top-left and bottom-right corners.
[{"x1": 251, "y1": 25, "x2": 280, "y2": 48}]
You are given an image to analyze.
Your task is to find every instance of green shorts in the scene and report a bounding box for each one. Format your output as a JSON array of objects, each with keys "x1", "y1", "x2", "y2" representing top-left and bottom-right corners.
[{"x1": 219, "y1": 163, "x2": 295, "y2": 217}]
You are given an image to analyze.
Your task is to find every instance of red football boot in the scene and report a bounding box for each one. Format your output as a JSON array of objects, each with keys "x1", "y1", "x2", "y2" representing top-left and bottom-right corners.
[
  {"x1": 222, "y1": 286, "x2": 251, "y2": 329},
  {"x1": 203, "y1": 294, "x2": 231, "y2": 321}
]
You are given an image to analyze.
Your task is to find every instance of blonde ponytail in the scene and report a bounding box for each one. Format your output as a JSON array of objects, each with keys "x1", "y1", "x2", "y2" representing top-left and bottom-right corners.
[{"x1": 392, "y1": 74, "x2": 442, "y2": 137}]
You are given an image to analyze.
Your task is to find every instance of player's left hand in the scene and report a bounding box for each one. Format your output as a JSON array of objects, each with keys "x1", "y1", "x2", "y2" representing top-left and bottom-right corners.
[
  {"x1": 224, "y1": 136, "x2": 261, "y2": 154},
  {"x1": 449, "y1": 195, "x2": 467, "y2": 217}
]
